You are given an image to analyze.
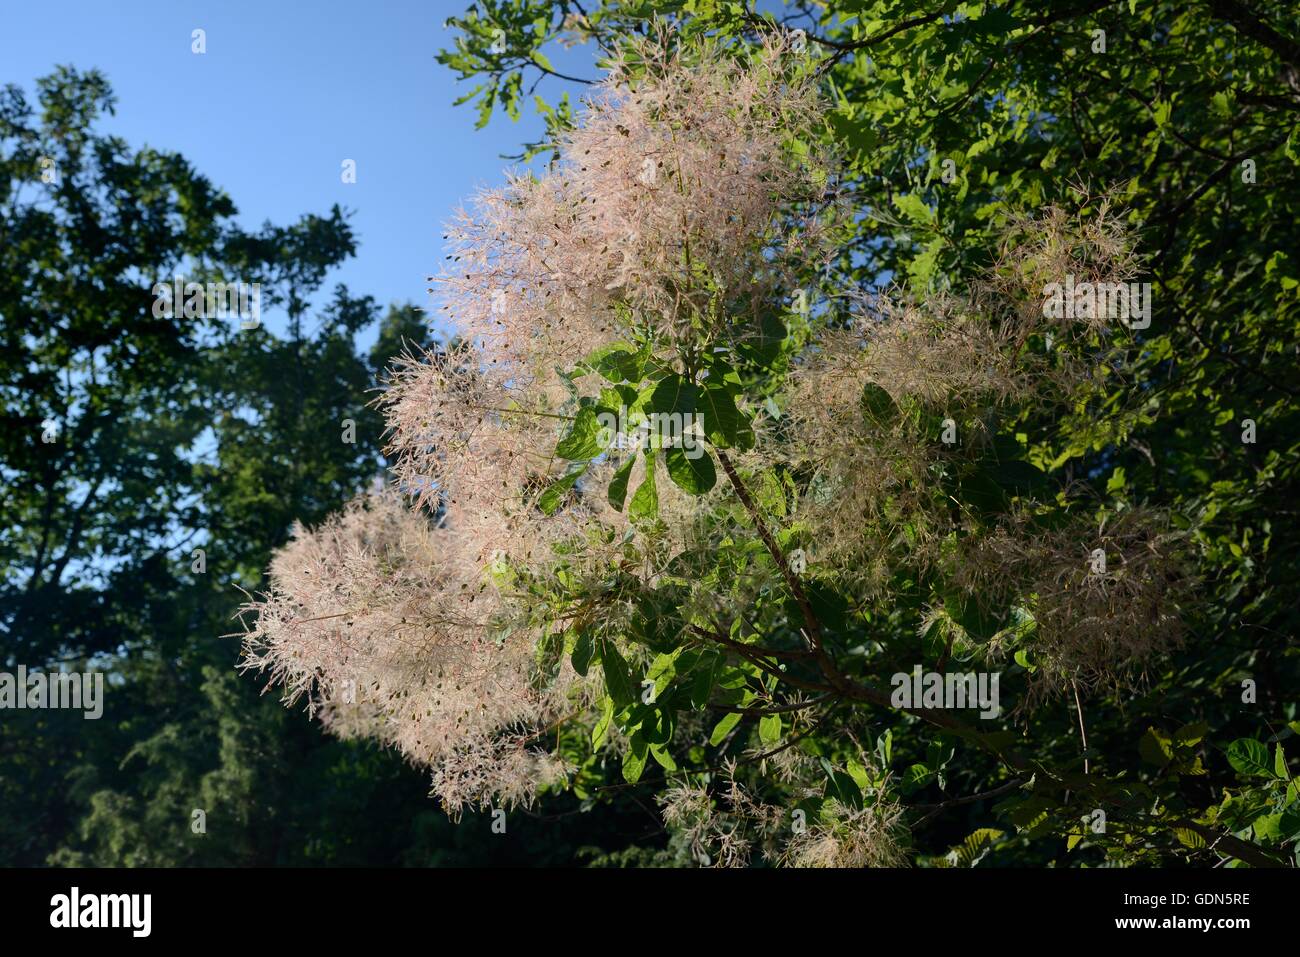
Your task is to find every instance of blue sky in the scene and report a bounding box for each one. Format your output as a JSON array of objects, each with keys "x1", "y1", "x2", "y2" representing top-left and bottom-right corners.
[{"x1": 3, "y1": 0, "x2": 596, "y2": 346}]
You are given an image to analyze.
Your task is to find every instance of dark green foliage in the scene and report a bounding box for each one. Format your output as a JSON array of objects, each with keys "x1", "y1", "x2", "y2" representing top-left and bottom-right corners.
[{"x1": 435, "y1": 0, "x2": 1300, "y2": 867}]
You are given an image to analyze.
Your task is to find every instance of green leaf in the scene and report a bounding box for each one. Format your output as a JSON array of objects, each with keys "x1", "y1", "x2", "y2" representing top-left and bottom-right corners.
[
  {"x1": 538, "y1": 461, "x2": 586, "y2": 515},
  {"x1": 846, "y1": 759, "x2": 872, "y2": 790},
  {"x1": 1174, "y1": 721, "x2": 1208, "y2": 747},
  {"x1": 699, "y1": 384, "x2": 751, "y2": 449},
  {"x1": 665, "y1": 446, "x2": 717, "y2": 495},
  {"x1": 591, "y1": 697, "x2": 614, "y2": 749},
  {"x1": 628, "y1": 453, "x2": 659, "y2": 520},
  {"x1": 934, "y1": 828, "x2": 1004, "y2": 868},
  {"x1": 758, "y1": 713, "x2": 782, "y2": 746},
  {"x1": 908, "y1": 237, "x2": 945, "y2": 287},
  {"x1": 709, "y1": 711, "x2": 742, "y2": 746},
  {"x1": 622, "y1": 747, "x2": 647, "y2": 783},
  {"x1": 601, "y1": 641, "x2": 636, "y2": 708},
  {"x1": 926, "y1": 741, "x2": 955, "y2": 771},
  {"x1": 1225, "y1": 738, "x2": 1272, "y2": 778},
  {"x1": 598, "y1": 384, "x2": 637, "y2": 415},
  {"x1": 876, "y1": 729, "x2": 892, "y2": 767},
  {"x1": 894, "y1": 192, "x2": 935, "y2": 225},
  {"x1": 1281, "y1": 808, "x2": 1300, "y2": 840},
  {"x1": 740, "y1": 312, "x2": 787, "y2": 368},
  {"x1": 594, "y1": 344, "x2": 648, "y2": 383},
  {"x1": 555, "y1": 407, "x2": 604, "y2": 460},
  {"x1": 903, "y1": 763, "x2": 932, "y2": 791},
  {"x1": 650, "y1": 743, "x2": 677, "y2": 771},
  {"x1": 690, "y1": 654, "x2": 721, "y2": 708},
  {"x1": 861, "y1": 383, "x2": 895, "y2": 424},
  {"x1": 1275, "y1": 743, "x2": 1289, "y2": 779},
  {"x1": 820, "y1": 758, "x2": 863, "y2": 809},
  {"x1": 1138, "y1": 727, "x2": 1173, "y2": 767},
  {"x1": 1253, "y1": 812, "x2": 1283, "y2": 841},
  {"x1": 570, "y1": 631, "x2": 595, "y2": 677},
  {"x1": 649, "y1": 374, "x2": 698, "y2": 417},
  {"x1": 607, "y1": 455, "x2": 636, "y2": 511}
]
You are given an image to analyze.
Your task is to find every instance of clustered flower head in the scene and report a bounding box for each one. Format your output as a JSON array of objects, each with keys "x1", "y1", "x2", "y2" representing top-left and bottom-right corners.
[
  {"x1": 437, "y1": 27, "x2": 834, "y2": 374},
  {"x1": 778, "y1": 800, "x2": 909, "y2": 868},
  {"x1": 782, "y1": 201, "x2": 1186, "y2": 696},
  {"x1": 986, "y1": 197, "x2": 1142, "y2": 338},
  {"x1": 782, "y1": 291, "x2": 1030, "y2": 592},
  {"x1": 379, "y1": 342, "x2": 607, "y2": 572},
  {"x1": 659, "y1": 754, "x2": 907, "y2": 868},
  {"x1": 236, "y1": 492, "x2": 574, "y2": 812},
  {"x1": 970, "y1": 506, "x2": 1191, "y2": 701}
]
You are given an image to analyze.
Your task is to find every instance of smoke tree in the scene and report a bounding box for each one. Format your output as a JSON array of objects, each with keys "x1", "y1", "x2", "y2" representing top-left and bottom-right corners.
[{"x1": 238, "y1": 30, "x2": 1280, "y2": 867}]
